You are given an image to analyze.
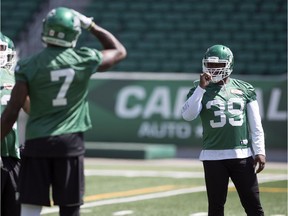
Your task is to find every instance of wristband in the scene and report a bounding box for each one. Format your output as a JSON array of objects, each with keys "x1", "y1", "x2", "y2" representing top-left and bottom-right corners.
[{"x1": 87, "y1": 22, "x2": 96, "y2": 31}]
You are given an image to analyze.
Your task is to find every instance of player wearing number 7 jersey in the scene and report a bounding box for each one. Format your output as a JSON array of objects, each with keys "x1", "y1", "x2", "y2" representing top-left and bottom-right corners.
[
  {"x1": 1, "y1": 7, "x2": 126, "y2": 216},
  {"x1": 181, "y1": 45, "x2": 265, "y2": 216}
]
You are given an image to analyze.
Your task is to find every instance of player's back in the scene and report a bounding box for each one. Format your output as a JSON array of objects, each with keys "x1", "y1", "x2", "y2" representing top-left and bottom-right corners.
[{"x1": 15, "y1": 46, "x2": 103, "y2": 139}]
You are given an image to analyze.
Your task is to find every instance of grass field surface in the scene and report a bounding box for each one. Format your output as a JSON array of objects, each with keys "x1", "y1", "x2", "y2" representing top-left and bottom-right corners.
[{"x1": 41, "y1": 158, "x2": 287, "y2": 216}]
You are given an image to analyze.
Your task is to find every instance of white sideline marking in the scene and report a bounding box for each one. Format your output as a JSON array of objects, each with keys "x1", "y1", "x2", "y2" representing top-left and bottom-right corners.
[
  {"x1": 91, "y1": 71, "x2": 199, "y2": 81},
  {"x1": 85, "y1": 169, "x2": 204, "y2": 178},
  {"x1": 41, "y1": 171, "x2": 287, "y2": 215},
  {"x1": 85, "y1": 169, "x2": 287, "y2": 183},
  {"x1": 80, "y1": 208, "x2": 92, "y2": 213},
  {"x1": 190, "y1": 213, "x2": 208, "y2": 216},
  {"x1": 90, "y1": 71, "x2": 283, "y2": 82},
  {"x1": 113, "y1": 210, "x2": 134, "y2": 215}
]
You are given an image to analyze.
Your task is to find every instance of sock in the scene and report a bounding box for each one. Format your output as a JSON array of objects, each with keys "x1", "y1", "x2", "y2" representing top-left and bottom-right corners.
[{"x1": 21, "y1": 204, "x2": 42, "y2": 216}]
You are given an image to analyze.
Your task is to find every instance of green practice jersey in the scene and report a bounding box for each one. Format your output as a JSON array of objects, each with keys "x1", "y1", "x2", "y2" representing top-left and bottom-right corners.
[
  {"x1": 0, "y1": 68, "x2": 20, "y2": 158},
  {"x1": 187, "y1": 78, "x2": 257, "y2": 150},
  {"x1": 15, "y1": 47, "x2": 103, "y2": 139}
]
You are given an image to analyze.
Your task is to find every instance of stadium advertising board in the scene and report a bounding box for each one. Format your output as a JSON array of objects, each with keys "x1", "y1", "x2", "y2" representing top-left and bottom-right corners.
[{"x1": 86, "y1": 73, "x2": 287, "y2": 149}]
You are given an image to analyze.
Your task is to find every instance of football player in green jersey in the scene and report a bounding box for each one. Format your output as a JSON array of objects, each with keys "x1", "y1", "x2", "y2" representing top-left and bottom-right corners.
[
  {"x1": 182, "y1": 45, "x2": 265, "y2": 216},
  {"x1": 1, "y1": 7, "x2": 126, "y2": 216},
  {"x1": 0, "y1": 33, "x2": 29, "y2": 216}
]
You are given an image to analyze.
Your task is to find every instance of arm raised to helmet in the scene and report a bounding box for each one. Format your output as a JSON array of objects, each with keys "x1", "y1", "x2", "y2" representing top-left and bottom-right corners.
[{"x1": 72, "y1": 10, "x2": 127, "y2": 72}]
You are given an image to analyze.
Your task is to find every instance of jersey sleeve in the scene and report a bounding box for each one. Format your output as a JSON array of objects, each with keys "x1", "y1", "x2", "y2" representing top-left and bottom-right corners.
[
  {"x1": 244, "y1": 82, "x2": 257, "y2": 103},
  {"x1": 186, "y1": 80, "x2": 200, "y2": 99},
  {"x1": 76, "y1": 47, "x2": 103, "y2": 75}
]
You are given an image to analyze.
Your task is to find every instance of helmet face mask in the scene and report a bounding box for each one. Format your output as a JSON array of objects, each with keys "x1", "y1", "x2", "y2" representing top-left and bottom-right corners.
[
  {"x1": 42, "y1": 7, "x2": 82, "y2": 48},
  {"x1": 0, "y1": 33, "x2": 8, "y2": 67},
  {"x1": 202, "y1": 45, "x2": 234, "y2": 83},
  {"x1": 0, "y1": 32, "x2": 17, "y2": 71},
  {"x1": 5, "y1": 36, "x2": 17, "y2": 71}
]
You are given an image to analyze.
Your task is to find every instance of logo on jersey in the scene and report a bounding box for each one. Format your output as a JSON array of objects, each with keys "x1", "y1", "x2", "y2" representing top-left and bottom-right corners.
[
  {"x1": 240, "y1": 139, "x2": 248, "y2": 145},
  {"x1": 231, "y1": 89, "x2": 243, "y2": 95}
]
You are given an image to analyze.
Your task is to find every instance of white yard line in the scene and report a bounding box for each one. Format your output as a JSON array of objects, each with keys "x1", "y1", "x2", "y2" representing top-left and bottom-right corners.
[
  {"x1": 85, "y1": 169, "x2": 287, "y2": 183},
  {"x1": 113, "y1": 210, "x2": 134, "y2": 216},
  {"x1": 85, "y1": 169, "x2": 205, "y2": 178}
]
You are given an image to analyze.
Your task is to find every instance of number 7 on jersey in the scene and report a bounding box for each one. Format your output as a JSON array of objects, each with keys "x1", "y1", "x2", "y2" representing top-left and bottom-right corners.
[{"x1": 50, "y1": 68, "x2": 75, "y2": 106}]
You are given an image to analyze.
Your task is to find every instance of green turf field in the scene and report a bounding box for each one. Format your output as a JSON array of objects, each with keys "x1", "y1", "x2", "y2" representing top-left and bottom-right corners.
[{"x1": 41, "y1": 158, "x2": 287, "y2": 216}]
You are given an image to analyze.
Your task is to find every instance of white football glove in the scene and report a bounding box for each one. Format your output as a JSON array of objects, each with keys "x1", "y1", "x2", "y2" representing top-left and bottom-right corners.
[{"x1": 72, "y1": 10, "x2": 93, "y2": 29}]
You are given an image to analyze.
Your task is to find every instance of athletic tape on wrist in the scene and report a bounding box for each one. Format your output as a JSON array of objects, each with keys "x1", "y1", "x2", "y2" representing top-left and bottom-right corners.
[{"x1": 87, "y1": 22, "x2": 96, "y2": 31}]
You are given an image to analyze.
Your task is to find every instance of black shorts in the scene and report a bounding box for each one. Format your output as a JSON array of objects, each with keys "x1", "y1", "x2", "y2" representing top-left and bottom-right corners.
[
  {"x1": 18, "y1": 155, "x2": 85, "y2": 206},
  {"x1": 22, "y1": 132, "x2": 85, "y2": 157},
  {"x1": 1, "y1": 157, "x2": 21, "y2": 216}
]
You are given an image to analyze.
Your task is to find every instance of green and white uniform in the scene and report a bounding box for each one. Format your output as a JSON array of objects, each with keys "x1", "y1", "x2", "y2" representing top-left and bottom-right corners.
[
  {"x1": 182, "y1": 78, "x2": 265, "y2": 160},
  {"x1": 0, "y1": 68, "x2": 20, "y2": 159},
  {"x1": 15, "y1": 47, "x2": 102, "y2": 140}
]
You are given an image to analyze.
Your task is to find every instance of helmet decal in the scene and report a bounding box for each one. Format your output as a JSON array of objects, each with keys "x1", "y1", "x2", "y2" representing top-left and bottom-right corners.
[{"x1": 41, "y1": 7, "x2": 82, "y2": 48}]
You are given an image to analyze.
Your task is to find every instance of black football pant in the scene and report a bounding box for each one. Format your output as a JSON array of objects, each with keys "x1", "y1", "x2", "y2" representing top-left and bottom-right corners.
[
  {"x1": 1, "y1": 157, "x2": 21, "y2": 216},
  {"x1": 60, "y1": 205, "x2": 80, "y2": 216},
  {"x1": 203, "y1": 157, "x2": 264, "y2": 216}
]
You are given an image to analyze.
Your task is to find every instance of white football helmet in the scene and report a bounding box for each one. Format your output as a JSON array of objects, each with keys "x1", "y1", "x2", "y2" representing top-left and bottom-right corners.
[{"x1": 0, "y1": 32, "x2": 8, "y2": 67}]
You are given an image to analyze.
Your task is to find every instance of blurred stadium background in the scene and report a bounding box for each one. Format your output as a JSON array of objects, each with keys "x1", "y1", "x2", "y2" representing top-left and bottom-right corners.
[
  {"x1": 1, "y1": 0, "x2": 287, "y2": 161},
  {"x1": 1, "y1": 0, "x2": 287, "y2": 75},
  {"x1": 1, "y1": 2, "x2": 287, "y2": 215}
]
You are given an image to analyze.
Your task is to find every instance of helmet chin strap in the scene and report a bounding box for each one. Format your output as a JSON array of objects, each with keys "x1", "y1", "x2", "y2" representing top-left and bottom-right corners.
[{"x1": 211, "y1": 75, "x2": 223, "y2": 83}]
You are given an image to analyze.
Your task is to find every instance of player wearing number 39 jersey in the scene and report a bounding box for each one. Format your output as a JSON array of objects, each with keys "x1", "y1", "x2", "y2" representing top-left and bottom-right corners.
[
  {"x1": 187, "y1": 78, "x2": 257, "y2": 153},
  {"x1": 182, "y1": 45, "x2": 265, "y2": 216},
  {"x1": 1, "y1": 7, "x2": 126, "y2": 216}
]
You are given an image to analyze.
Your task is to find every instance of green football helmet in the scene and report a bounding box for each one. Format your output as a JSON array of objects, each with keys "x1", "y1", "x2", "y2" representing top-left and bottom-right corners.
[
  {"x1": 202, "y1": 45, "x2": 234, "y2": 83},
  {"x1": 42, "y1": 7, "x2": 81, "y2": 48},
  {"x1": 3, "y1": 35, "x2": 17, "y2": 71},
  {"x1": 0, "y1": 32, "x2": 9, "y2": 67}
]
